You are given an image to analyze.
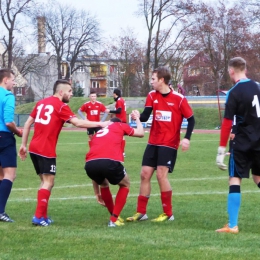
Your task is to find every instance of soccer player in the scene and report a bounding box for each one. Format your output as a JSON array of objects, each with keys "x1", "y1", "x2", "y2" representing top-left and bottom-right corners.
[
  {"x1": 19, "y1": 80, "x2": 109, "y2": 227},
  {"x1": 84, "y1": 113, "x2": 144, "y2": 227},
  {"x1": 108, "y1": 89, "x2": 127, "y2": 156},
  {"x1": 0, "y1": 69, "x2": 23, "y2": 223},
  {"x1": 216, "y1": 57, "x2": 260, "y2": 234},
  {"x1": 126, "y1": 66, "x2": 195, "y2": 222},
  {"x1": 78, "y1": 91, "x2": 110, "y2": 147}
]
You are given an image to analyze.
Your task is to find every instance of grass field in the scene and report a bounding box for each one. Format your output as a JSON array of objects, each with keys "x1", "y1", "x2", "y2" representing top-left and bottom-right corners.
[{"x1": 2, "y1": 131, "x2": 260, "y2": 260}]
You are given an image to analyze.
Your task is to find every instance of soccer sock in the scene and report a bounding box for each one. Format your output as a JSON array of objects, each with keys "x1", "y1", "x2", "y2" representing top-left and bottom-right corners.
[
  {"x1": 110, "y1": 187, "x2": 129, "y2": 222},
  {"x1": 100, "y1": 187, "x2": 114, "y2": 214},
  {"x1": 227, "y1": 185, "x2": 241, "y2": 228},
  {"x1": 0, "y1": 179, "x2": 13, "y2": 213},
  {"x1": 161, "y1": 190, "x2": 173, "y2": 216},
  {"x1": 137, "y1": 195, "x2": 149, "y2": 214},
  {"x1": 44, "y1": 190, "x2": 51, "y2": 218},
  {"x1": 121, "y1": 139, "x2": 126, "y2": 154},
  {"x1": 35, "y1": 189, "x2": 51, "y2": 219}
]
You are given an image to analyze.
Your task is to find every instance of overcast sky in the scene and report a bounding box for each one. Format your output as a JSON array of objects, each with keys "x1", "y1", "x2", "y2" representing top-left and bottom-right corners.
[{"x1": 58, "y1": 0, "x2": 148, "y2": 43}]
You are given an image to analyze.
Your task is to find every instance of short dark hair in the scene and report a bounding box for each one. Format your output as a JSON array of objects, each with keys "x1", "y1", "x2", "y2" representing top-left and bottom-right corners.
[
  {"x1": 113, "y1": 88, "x2": 121, "y2": 97},
  {"x1": 110, "y1": 117, "x2": 121, "y2": 123},
  {"x1": 152, "y1": 66, "x2": 171, "y2": 85},
  {"x1": 0, "y1": 69, "x2": 14, "y2": 83},
  {"x1": 53, "y1": 79, "x2": 71, "y2": 94},
  {"x1": 229, "y1": 57, "x2": 246, "y2": 71},
  {"x1": 89, "y1": 91, "x2": 97, "y2": 95}
]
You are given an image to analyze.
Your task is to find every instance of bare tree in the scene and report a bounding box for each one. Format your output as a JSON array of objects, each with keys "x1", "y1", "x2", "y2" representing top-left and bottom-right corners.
[
  {"x1": 0, "y1": 0, "x2": 34, "y2": 69},
  {"x1": 34, "y1": 0, "x2": 101, "y2": 80}
]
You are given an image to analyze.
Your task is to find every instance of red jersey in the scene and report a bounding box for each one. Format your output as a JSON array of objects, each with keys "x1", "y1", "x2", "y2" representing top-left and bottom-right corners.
[
  {"x1": 115, "y1": 97, "x2": 127, "y2": 123},
  {"x1": 85, "y1": 122, "x2": 134, "y2": 162},
  {"x1": 145, "y1": 90, "x2": 193, "y2": 149},
  {"x1": 79, "y1": 101, "x2": 106, "y2": 121},
  {"x1": 29, "y1": 96, "x2": 76, "y2": 158}
]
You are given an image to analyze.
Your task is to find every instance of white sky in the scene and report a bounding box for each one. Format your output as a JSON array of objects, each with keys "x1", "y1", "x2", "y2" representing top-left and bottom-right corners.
[{"x1": 58, "y1": 0, "x2": 148, "y2": 43}]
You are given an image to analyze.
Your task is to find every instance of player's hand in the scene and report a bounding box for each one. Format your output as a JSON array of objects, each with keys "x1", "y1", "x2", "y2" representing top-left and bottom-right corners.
[
  {"x1": 180, "y1": 138, "x2": 190, "y2": 152},
  {"x1": 19, "y1": 146, "x2": 27, "y2": 161},
  {"x1": 216, "y1": 146, "x2": 227, "y2": 170},
  {"x1": 16, "y1": 129, "x2": 23, "y2": 137},
  {"x1": 131, "y1": 110, "x2": 140, "y2": 120},
  {"x1": 96, "y1": 194, "x2": 105, "y2": 207}
]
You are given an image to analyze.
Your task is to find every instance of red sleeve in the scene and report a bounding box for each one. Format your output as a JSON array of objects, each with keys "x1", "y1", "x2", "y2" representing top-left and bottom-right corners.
[
  {"x1": 60, "y1": 104, "x2": 76, "y2": 122},
  {"x1": 101, "y1": 103, "x2": 106, "y2": 112},
  {"x1": 220, "y1": 118, "x2": 233, "y2": 147},
  {"x1": 80, "y1": 104, "x2": 85, "y2": 112}
]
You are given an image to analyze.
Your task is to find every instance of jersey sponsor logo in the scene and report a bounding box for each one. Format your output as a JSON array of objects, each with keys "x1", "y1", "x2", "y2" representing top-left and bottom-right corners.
[
  {"x1": 155, "y1": 110, "x2": 172, "y2": 122},
  {"x1": 167, "y1": 102, "x2": 174, "y2": 106},
  {"x1": 90, "y1": 110, "x2": 98, "y2": 115}
]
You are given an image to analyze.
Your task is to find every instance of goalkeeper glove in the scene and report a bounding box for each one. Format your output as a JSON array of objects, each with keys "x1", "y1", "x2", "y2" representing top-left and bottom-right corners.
[{"x1": 216, "y1": 146, "x2": 227, "y2": 170}]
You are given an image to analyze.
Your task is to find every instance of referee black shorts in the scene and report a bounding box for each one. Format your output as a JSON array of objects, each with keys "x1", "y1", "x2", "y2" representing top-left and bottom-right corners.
[
  {"x1": 0, "y1": 132, "x2": 17, "y2": 168},
  {"x1": 85, "y1": 159, "x2": 126, "y2": 185},
  {"x1": 142, "y1": 144, "x2": 177, "y2": 173}
]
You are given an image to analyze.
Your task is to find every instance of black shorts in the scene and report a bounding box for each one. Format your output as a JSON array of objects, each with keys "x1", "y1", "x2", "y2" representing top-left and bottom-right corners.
[
  {"x1": 87, "y1": 127, "x2": 102, "y2": 135},
  {"x1": 30, "y1": 153, "x2": 56, "y2": 175},
  {"x1": 229, "y1": 149, "x2": 260, "y2": 178},
  {"x1": 85, "y1": 159, "x2": 126, "y2": 185},
  {"x1": 142, "y1": 144, "x2": 177, "y2": 173},
  {"x1": 0, "y1": 132, "x2": 17, "y2": 168}
]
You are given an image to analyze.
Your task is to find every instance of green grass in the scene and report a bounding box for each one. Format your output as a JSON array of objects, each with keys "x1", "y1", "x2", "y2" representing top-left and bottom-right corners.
[{"x1": 2, "y1": 131, "x2": 260, "y2": 259}]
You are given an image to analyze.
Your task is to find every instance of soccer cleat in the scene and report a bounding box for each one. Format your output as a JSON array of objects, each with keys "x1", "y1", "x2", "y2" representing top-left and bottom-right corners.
[
  {"x1": 45, "y1": 217, "x2": 54, "y2": 224},
  {"x1": 151, "y1": 213, "x2": 174, "y2": 222},
  {"x1": 118, "y1": 216, "x2": 124, "y2": 223},
  {"x1": 108, "y1": 219, "x2": 125, "y2": 227},
  {"x1": 215, "y1": 224, "x2": 239, "y2": 234},
  {"x1": 32, "y1": 216, "x2": 49, "y2": 226},
  {"x1": 126, "y1": 212, "x2": 148, "y2": 222},
  {"x1": 0, "y1": 212, "x2": 14, "y2": 222}
]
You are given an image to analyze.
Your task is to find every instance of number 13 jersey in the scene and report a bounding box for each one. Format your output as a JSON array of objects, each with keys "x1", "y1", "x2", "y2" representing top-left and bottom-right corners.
[{"x1": 29, "y1": 96, "x2": 76, "y2": 158}]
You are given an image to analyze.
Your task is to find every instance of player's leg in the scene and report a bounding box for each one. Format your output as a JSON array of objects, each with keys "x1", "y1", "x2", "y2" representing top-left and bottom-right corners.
[
  {"x1": 0, "y1": 135, "x2": 17, "y2": 222},
  {"x1": 216, "y1": 149, "x2": 247, "y2": 233},
  {"x1": 30, "y1": 154, "x2": 55, "y2": 226},
  {"x1": 0, "y1": 167, "x2": 16, "y2": 222},
  {"x1": 106, "y1": 163, "x2": 129, "y2": 227},
  {"x1": 100, "y1": 179, "x2": 114, "y2": 214}
]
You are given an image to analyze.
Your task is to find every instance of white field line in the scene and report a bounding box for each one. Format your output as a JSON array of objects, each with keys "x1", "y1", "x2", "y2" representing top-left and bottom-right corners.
[
  {"x1": 12, "y1": 177, "x2": 227, "y2": 191},
  {"x1": 8, "y1": 189, "x2": 260, "y2": 202}
]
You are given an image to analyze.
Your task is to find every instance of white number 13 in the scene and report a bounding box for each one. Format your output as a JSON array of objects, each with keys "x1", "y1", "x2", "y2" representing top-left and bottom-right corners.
[{"x1": 35, "y1": 104, "x2": 54, "y2": 125}]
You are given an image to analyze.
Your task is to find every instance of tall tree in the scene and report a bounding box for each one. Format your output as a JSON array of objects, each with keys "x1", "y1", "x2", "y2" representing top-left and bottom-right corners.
[
  {"x1": 0, "y1": 0, "x2": 34, "y2": 69},
  {"x1": 34, "y1": 0, "x2": 101, "y2": 80}
]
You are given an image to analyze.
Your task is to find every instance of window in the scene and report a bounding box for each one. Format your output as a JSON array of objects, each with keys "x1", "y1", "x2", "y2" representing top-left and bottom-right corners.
[
  {"x1": 16, "y1": 87, "x2": 22, "y2": 96},
  {"x1": 92, "y1": 81, "x2": 100, "y2": 88},
  {"x1": 77, "y1": 66, "x2": 85, "y2": 73},
  {"x1": 109, "y1": 81, "x2": 117, "y2": 89}
]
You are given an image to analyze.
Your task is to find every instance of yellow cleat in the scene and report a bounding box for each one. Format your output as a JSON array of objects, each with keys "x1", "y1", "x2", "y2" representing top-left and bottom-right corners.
[
  {"x1": 215, "y1": 224, "x2": 239, "y2": 234},
  {"x1": 118, "y1": 216, "x2": 124, "y2": 223},
  {"x1": 108, "y1": 219, "x2": 125, "y2": 227},
  {"x1": 126, "y1": 212, "x2": 148, "y2": 222},
  {"x1": 151, "y1": 213, "x2": 174, "y2": 222}
]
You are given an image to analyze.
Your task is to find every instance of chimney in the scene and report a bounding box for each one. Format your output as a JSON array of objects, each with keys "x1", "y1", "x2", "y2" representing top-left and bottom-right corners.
[{"x1": 37, "y1": 16, "x2": 46, "y2": 56}]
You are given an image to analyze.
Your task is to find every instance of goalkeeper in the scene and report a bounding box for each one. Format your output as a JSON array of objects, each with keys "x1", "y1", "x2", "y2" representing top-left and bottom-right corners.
[{"x1": 216, "y1": 57, "x2": 260, "y2": 234}]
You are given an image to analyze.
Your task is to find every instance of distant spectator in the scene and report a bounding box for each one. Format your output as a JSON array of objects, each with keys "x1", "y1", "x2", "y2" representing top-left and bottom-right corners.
[{"x1": 177, "y1": 84, "x2": 185, "y2": 95}]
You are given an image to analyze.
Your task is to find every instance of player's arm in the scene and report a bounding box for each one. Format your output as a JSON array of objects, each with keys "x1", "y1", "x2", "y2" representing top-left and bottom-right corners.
[
  {"x1": 180, "y1": 115, "x2": 195, "y2": 152},
  {"x1": 131, "y1": 112, "x2": 144, "y2": 137},
  {"x1": 216, "y1": 118, "x2": 233, "y2": 170},
  {"x1": 109, "y1": 107, "x2": 121, "y2": 114},
  {"x1": 19, "y1": 116, "x2": 35, "y2": 160},
  {"x1": 69, "y1": 117, "x2": 109, "y2": 128},
  {"x1": 6, "y1": 121, "x2": 23, "y2": 137},
  {"x1": 78, "y1": 109, "x2": 85, "y2": 120},
  {"x1": 92, "y1": 180, "x2": 105, "y2": 206}
]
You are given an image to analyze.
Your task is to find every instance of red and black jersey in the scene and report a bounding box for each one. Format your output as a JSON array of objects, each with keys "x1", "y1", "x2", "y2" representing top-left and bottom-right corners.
[
  {"x1": 224, "y1": 79, "x2": 260, "y2": 150},
  {"x1": 86, "y1": 122, "x2": 134, "y2": 162},
  {"x1": 29, "y1": 96, "x2": 76, "y2": 158},
  {"x1": 145, "y1": 90, "x2": 193, "y2": 149},
  {"x1": 115, "y1": 97, "x2": 127, "y2": 123},
  {"x1": 79, "y1": 101, "x2": 106, "y2": 121}
]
